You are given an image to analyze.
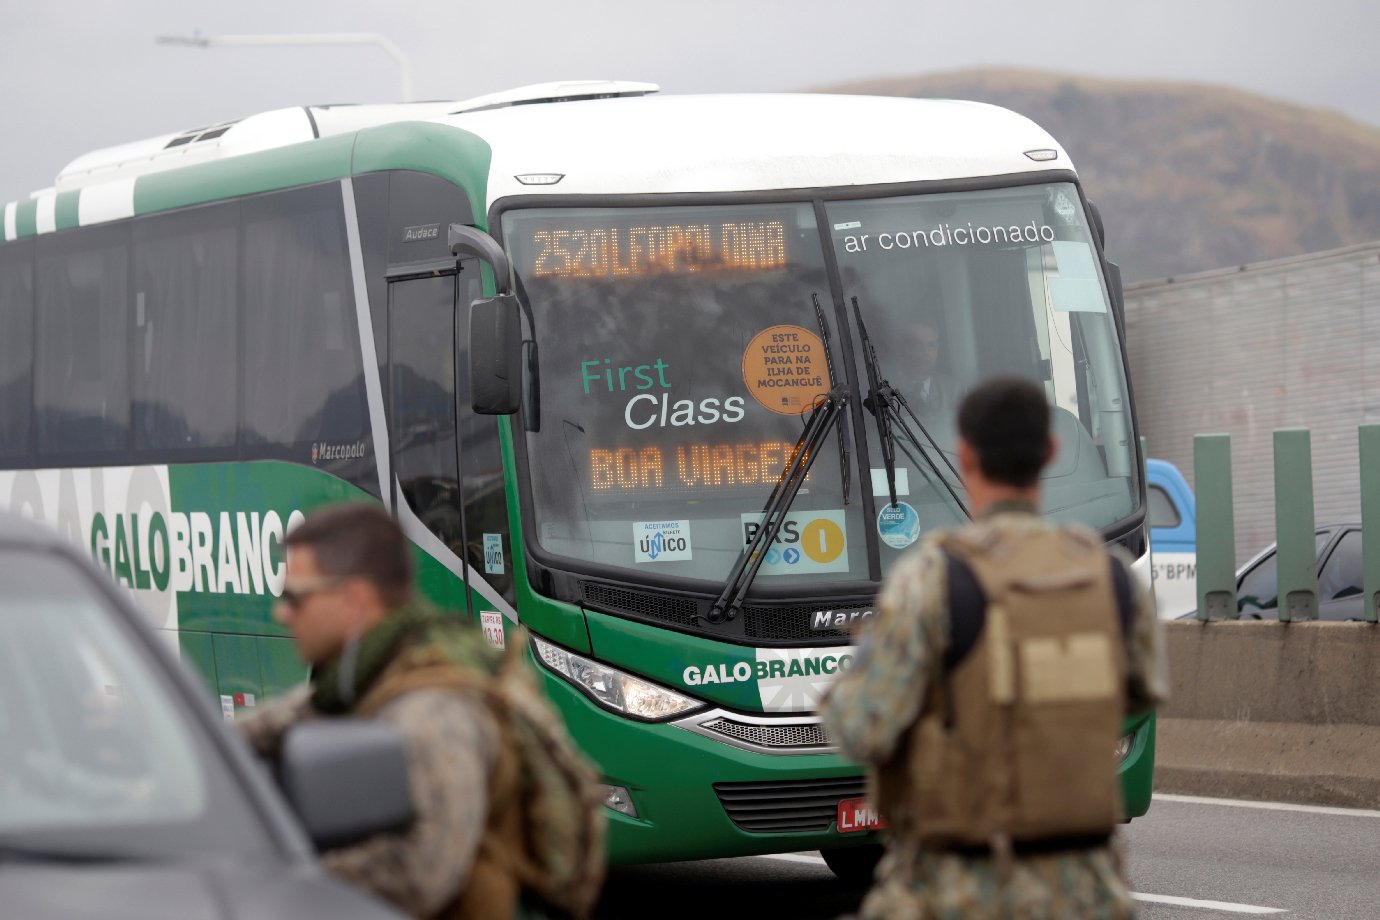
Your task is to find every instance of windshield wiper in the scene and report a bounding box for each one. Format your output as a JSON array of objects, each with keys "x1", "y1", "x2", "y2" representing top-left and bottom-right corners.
[
  {"x1": 850, "y1": 296, "x2": 970, "y2": 519},
  {"x1": 813, "y1": 293, "x2": 850, "y2": 507},
  {"x1": 708, "y1": 302, "x2": 849, "y2": 624}
]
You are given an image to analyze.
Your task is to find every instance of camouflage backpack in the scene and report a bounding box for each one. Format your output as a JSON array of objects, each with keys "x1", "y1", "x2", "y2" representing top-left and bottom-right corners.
[{"x1": 362, "y1": 622, "x2": 608, "y2": 919}]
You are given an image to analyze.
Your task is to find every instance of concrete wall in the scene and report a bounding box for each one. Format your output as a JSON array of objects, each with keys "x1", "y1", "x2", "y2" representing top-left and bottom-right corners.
[
  {"x1": 1125, "y1": 244, "x2": 1380, "y2": 565},
  {"x1": 1156, "y1": 620, "x2": 1380, "y2": 807}
]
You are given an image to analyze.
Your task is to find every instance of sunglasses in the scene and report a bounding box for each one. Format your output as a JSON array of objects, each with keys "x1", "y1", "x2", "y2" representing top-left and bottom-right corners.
[{"x1": 278, "y1": 576, "x2": 343, "y2": 611}]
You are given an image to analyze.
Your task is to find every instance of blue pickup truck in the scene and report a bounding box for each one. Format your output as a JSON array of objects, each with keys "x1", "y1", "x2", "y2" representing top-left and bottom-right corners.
[{"x1": 1147, "y1": 459, "x2": 1196, "y2": 619}]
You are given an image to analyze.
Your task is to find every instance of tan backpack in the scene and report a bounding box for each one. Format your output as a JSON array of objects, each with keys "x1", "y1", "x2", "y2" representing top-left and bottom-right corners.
[
  {"x1": 876, "y1": 525, "x2": 1132, "y2": 850},
  {"x1": 360, "y1": 627, "x2": 607, "y2": 919}
]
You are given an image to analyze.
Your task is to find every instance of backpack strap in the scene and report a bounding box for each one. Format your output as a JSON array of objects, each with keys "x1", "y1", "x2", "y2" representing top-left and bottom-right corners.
[
  {"x1": 941, "y1": 549, "x2": 1135, "y2": 671},
  {"x1": 943, "y1": 551, "x2": 988, "y2": 671}
]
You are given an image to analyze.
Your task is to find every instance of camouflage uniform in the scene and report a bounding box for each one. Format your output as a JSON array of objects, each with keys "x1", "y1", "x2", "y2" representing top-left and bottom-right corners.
[
  {"x1": 820, "y1": 503, "x2": 1168, "y2": 920},
  {"x1": 238, "y1": 615, "x2": 502, "y2": 919}
]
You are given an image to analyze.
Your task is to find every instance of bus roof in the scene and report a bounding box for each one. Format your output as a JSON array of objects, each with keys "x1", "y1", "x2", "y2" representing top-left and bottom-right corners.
[
  {"x1": 4, "y1": 86, "x2": 1073, "y2": 239},
  {"x1": 445, "y1": 92, "x2": 1072, "y2": 205}
]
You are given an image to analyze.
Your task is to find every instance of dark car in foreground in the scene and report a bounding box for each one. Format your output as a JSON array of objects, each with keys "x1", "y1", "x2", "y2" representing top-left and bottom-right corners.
[
  {"x1": 0, "y1": 512, "x2": 409, "y2": 919},
  {"x1": 1185, "y1": 522, "x2": 1368, "y2": 621}
]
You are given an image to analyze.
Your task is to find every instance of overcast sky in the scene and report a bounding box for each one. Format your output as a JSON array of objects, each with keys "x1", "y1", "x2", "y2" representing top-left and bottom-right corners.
[{"x1": 4, "y1": 0, "x2": 1378, "y2": 204}]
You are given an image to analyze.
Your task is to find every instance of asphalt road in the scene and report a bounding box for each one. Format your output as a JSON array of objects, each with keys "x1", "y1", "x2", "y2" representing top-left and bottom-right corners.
[{"x1": 594, "y1": 795, "x2": 1380, "y2": 919}]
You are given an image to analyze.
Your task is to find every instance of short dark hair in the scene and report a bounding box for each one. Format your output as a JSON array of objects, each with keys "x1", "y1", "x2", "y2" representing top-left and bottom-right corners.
[
  {"x1": 957, "y1": 376, "x2": 1051, "y2": 488},
  {"x1": 284, "y1": 504, "x2": 413, "y2": 606}
]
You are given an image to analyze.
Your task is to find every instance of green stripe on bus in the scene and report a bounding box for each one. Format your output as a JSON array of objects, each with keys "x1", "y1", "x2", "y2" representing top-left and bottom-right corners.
[
  {"x1": 14, "y1": 198, "x2": 37, "y2": 238},
  {"x1": 351, "y1": 122, "x2": 495, "y2": 226},
  {"x1": 133, "y1": 134, "x2": 357, "y2": 215},
  {"x1": 55, "y1": 190, "x2": 80, "y2": 230}
]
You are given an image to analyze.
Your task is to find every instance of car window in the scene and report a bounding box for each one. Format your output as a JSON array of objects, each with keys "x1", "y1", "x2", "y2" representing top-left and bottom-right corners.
[
  {"x1": 1237, "y1": 531, "x2": 1333, "y2": 614},
  {"x1": 1318, "y1": 530, "x2": 1363, "y2": 602},
  {"x1": 1147, "y1": 485, "x2": 1181, "y2": 529},
  {"x1": 0, "y1": 548, "x2": 274, "y2": 857}
]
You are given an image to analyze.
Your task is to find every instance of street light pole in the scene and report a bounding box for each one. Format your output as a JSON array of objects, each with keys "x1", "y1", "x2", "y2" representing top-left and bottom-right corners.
[{"x1": 156, "y1": 31, "x2": 415, "y2": 102}]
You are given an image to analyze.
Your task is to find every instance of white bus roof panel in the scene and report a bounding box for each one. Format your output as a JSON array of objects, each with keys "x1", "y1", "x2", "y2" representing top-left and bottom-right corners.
[{"x1": 442, "y1": 93, "x2": 1072, "y2": 206}]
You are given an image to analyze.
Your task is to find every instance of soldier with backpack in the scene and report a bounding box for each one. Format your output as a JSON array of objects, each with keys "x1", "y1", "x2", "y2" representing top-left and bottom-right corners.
[
  {"x1": 820, "y1": 376, "x2": 1166, "y2": 919},
  {"x1": 237, "y1": 503, "x2": 605, "y2": 920}
]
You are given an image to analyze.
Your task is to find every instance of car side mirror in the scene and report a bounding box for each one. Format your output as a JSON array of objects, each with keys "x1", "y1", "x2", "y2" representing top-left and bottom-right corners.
[
  {"x1": 469, "y1": 293, "x2": 524, "y2": 415},
  {"x1": 279, "y1": 720, "x2": 414, "y2": 851}
]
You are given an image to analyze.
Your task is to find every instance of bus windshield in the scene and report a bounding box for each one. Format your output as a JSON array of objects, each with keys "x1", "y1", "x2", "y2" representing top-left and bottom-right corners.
[
  {"x1": 825, "y1": 182, "x2": 1138, "y2": 577},
  {"x1": 504, "y1": 202, "x2": 866, "y2": 586},
  {"x1": 502, "y1": 183, "x2": 1138, "y2": 586}
]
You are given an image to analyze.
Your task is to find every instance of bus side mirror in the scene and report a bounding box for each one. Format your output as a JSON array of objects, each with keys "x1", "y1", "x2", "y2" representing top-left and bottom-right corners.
[
  {"x1": 470, "y1": 294, "x2": 523, "y2": 415},
  {"x1": 448, "y1": 223, "x2": 511, "y2": 295}
]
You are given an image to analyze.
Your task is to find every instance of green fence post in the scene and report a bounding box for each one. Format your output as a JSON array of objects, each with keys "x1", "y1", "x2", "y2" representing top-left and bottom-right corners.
[
  {"x1": 1273, "y1": 428, "x2": 1317, "y2": 622},
  {"x1": 1194, "y1": 434, "x2": 1236, "y2": 620},
  {"x1": 1360, "y1": 425, "x2": 1380, "y2": 624}
]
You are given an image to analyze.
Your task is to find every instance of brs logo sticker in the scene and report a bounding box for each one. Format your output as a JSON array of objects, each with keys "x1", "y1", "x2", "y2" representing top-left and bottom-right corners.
[
  {"x1": 633, "y1": 520, "x2": 692, "y2": 564},
  {"x1": 740, "y1": 510, "x2": 848, "y2": 575}
]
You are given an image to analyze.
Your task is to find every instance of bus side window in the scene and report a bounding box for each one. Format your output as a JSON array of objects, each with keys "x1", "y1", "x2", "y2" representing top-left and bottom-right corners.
[
  {"x1": 0, "y1": 239, "x2": 33, "y2": 461},
  {"x1": 34, "y1": 223, "x2": 130, "y2": 458},
  {"x1": 132, "y1": 202, "x2": 239, "y2": 454},
  {"x1": 241, "y1": 184, "x2": 373, "y2": 487}
]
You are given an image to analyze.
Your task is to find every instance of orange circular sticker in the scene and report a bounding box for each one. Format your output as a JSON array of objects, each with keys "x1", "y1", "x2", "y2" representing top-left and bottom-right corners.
[{"x1": 741, "y1": 325, "x2": 830, "y2": 416}]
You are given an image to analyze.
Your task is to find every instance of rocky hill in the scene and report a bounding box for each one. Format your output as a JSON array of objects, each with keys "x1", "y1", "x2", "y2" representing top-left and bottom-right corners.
[{"x1": 817, "y1": 69, "x2": 1380, "y2": 281}]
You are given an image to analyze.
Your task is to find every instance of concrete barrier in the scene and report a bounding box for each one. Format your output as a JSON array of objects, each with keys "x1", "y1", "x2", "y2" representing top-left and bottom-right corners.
[{"x1": 1156, "y1": 620, "x2": 1380, "y2": 808}]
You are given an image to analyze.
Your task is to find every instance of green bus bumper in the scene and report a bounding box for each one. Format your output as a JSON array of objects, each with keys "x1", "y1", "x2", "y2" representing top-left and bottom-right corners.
[
  {"x1": 537, "y1": 667, "x2": 882, "y2": 864},
  {"x1": 1119, "y1": 708, "x2": 1157, "y2": 819},
  {"x1": 538, "y1": 664, "x2": 1157, "y2": 864}
]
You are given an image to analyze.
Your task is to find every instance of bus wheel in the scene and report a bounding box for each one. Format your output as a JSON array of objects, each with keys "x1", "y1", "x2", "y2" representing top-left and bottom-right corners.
[{"x1": 820, "y1": 844, "x2": 883, "y2": 884}]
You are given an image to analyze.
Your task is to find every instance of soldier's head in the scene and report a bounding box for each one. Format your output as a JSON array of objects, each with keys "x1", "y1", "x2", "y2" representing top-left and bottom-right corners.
[
  {"x1": 273, "y1": 504, "x2": 413, "y2": 665},
  {"x1": 956, "y1": 377, "x2": 1055, "y2": 505}
]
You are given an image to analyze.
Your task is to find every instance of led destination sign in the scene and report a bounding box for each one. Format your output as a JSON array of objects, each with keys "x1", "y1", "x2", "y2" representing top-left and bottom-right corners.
[
  {"x1": 528, "y1": 220, "x2": 787, "y2": 278},
  {"x1": 590, "y1": 441, "x2": 813, "y2": 492}
]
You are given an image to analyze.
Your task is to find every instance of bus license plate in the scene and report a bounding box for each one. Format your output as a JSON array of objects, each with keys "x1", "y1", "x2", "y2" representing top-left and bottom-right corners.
[{"x1": 836, "y1": 797, "x2": 886, "y2": 833}]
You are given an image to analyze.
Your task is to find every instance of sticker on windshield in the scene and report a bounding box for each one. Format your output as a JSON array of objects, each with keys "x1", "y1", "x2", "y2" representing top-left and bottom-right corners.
[
  {"x1": 833, "y1": 220, "x2": 862, "y2": 231},
  {"x1": 1049, "y1": 241, "x2": 1106, "y2": 313},
  {"x1": 876, "y1": 501, "x2": 921, "y2": 550},
  {"x1": 870, "y1": 467, "x2": 910, "y2": 497},
  {"x1": 483, "y1": 533, "x2": 505, "y2": 574},
  {"x1": 741, "y1": 510, "x2": 848, "y2": 574},
  {"x1": 634, "y1": 520, "x2": 693, "y2": 563},
  {"x1": 742, "y1": 325, "x2": 830, "y2": 416}
]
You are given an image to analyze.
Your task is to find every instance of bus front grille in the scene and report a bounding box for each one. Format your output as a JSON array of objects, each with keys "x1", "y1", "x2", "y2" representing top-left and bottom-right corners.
[
  {"x1": 713, "y1": 776, "x2": 865, "y2": 834},
  {"x1": 580, "y1": 581, "x2": 868, "y2": 643},
  {"x1": 581, "y1": 583, "x2": 700, "y2": 628},
  {"x1": 700, "y1": 718, "x2": 832, "y2": 751}
]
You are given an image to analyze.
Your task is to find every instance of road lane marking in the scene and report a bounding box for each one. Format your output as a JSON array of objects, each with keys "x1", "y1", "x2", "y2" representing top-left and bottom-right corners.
[
  {"x1": 1155, "y1": 793, "x2": 1380, "y2": 819},
  {"x1": 1133, "y1": 893, "x2": 1285, "y2": 914},
  {"x1": 760, "y1": 853, "x2": 827, "y2": 865},
  {"x1": 758, "y1": 854, "x2": 1288, "y2": 914}
]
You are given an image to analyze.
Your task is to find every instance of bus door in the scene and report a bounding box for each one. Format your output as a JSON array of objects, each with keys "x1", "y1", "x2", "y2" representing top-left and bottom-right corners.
[{"x1": 386, "y1": 270, "x2": 517, "y2": 620}]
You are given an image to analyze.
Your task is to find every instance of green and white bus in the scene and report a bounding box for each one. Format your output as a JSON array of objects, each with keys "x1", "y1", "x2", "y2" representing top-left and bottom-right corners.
[{"x1": 0, "y1": 80, "x2": 1156, "y2": 872}]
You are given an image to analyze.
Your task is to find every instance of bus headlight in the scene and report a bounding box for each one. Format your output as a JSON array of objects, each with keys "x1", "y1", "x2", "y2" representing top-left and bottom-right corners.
[
  {"x1": 531, "y1": 635, "x2": 704, "y2": 721},
  {"x1": 1114, "y1": 732, "x2": 1134, "y2": 764}
]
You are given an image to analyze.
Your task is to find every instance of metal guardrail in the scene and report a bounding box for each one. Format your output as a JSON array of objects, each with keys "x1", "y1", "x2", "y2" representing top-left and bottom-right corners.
[{"x1": 1190, "y1": 426, "x2": 1379, "y2": 624}]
